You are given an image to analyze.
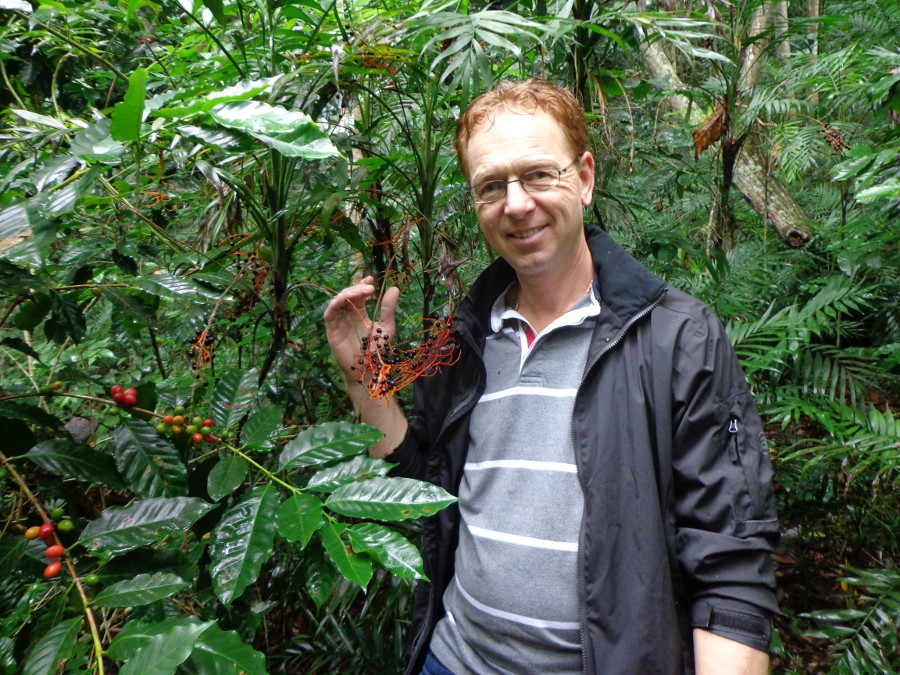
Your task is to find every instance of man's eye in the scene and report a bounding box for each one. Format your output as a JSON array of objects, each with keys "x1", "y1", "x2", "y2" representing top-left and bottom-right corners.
[
  {"x1": 524, "y1": 169, "x2": 554, "y2": 184},
  {"x1": 478, "y1": 181, "x2": 502, "y2": 196}
]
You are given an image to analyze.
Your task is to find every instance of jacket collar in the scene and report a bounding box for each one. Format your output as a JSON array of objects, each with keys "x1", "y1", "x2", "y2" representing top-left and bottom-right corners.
[{"x1": 457, "y1": 225, "x2": 666, "y2": 342}]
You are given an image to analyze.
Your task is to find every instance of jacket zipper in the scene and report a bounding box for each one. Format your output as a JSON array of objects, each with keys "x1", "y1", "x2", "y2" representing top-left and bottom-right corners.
[
  {"x1": 571, "y1": 286, "x2": 668, "y2": 675},
  {"x1": 405, "y1": 330, "x2": 486, "y2": 675}
]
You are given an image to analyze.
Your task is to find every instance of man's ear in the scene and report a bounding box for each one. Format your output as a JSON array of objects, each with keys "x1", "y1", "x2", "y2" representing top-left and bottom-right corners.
[{"x1": 579, "y1": 152, "x2": 596, "y2": 207}]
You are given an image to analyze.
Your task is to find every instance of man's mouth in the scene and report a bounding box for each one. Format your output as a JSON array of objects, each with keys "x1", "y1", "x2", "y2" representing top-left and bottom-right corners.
[{"x1": 509, "y1": 226, "x2": 545, "y2": 239}]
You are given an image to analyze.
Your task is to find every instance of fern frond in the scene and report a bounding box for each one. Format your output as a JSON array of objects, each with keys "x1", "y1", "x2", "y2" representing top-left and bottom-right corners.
[{"x1": 803, "y1": 567, "x2": 900, "y2": 674}]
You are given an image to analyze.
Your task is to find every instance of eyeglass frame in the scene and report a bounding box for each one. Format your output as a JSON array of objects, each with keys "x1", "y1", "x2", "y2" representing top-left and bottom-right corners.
[{"x1": 469, "y1": 156, "x2": 582, "y2": 205}]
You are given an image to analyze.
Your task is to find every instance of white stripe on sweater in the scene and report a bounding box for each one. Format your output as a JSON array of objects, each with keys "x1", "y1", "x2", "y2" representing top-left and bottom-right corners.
[
  {"x1": 478, "y1": 386, "x2": 578, "y2": 403},
  {"x1": 464, "y1": 459, "x2": 577, "y2": 473},
  {"x1": 467, "y1": 524, "x2": 579, "y2": 552},
  {"x1": 454, "y1": 579, "x2": 581, "y2": 631}
]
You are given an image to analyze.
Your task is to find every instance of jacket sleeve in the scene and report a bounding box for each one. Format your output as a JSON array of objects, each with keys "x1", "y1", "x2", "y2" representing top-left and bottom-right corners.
[{"x1": 669, "y1": 302, "x2": 780, "y2": 653}]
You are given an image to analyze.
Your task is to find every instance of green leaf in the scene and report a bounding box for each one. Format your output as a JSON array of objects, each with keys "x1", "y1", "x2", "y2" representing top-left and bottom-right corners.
[
  {"x1": 240, "y1": 406, "x2": 283, "y2": 451},
  {"x1": 92, "y1": 572, "x2": 188, "y2": 608},
  {"x1": 198, "y1": 0, "x2": 226, "y2": 25},
  {"x1": 0, "y1": 203, "x2": 34, "y2": 244},
  {"x1": 304, "y1": 541, "x2": 339, "y2": 610},
  {"x1": 132, "y1": 272, "x2": 229, "y2": 304},
  {"x1": 183, "y1": 623, "x2": 267, "y2": 675},
  {"x1": 12, "y1": 294, "x2": 51, "y2": 331},
  {"x1": 208, "y1": 101, "x2": 340, "y2": 159},
  {"x1": 119, "y1": 620, "x2": 213, "y2": 675},
  {"x1": 114, "y1": 418, "x2": 188, "y2": 498},
  {"x1": 306, "y1": 455, "x2": 395, "y2": 493},
  {"x1": 274, "y1": 493, "x2": 324, "y2": 548},
  {"x1": 21, "y1": 616, "x2": 81, "y2": 675},
  {"x1": 326, "y1": 477, "x2": 458, "y2": 521},
  {"x1": 1, "y1": 336, "x2": 42, "y2": 361},
  {"x1": 320, "y1": 521, "x2": 373, "y2": 588},
  {"x1": 278, "y1": 421, "x2": 383, "y2": 470},
  {"x1": 44, "y1": 291, "x2": 86, "y2": 344},
  {"x1": 78, "y1": 497, "x2": 216, "y2": 558},
  {"x1": 347, "y1": 523, "x2": 427, "y2": 580},
  {"x1": 107, "y1": 617, "x2": 187, "y2": 660},
  {"x1": 207, "y1": 455, "x2": 248, "y2": 501},
  {"x1": 209, "y1": 484, "x2": 279, "y2": 606},
  {"x1": 26, "y1": 439, "x2": 125, "y2": 489},
  {"x1": 110, "y1": 68, "x2": 149, "y2": 142},
  {"x1": 0, "y1": 259, "x2": 48, "y2": 295},
  {"x1": 69, "y1": 118, "x2": 126, "y2": 164},
  {"x1": 154, "y1": 77, "x2": 279, "y2": 119},
  {"x1": 0, "y1": 402, "x2": 63, "y2": 430},
  {"x1": 210, "y1": 368, "x2": 258, "y2": 429}
]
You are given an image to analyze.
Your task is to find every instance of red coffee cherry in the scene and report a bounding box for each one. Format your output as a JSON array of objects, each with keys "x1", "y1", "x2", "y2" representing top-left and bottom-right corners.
[
  {"x1": 38, "y1": 523, "x2": 55, "y2": 538},
  {"x1": 45, "y1": 545, "x2": 64, "y2": 559},
  {"x1": 110, "y1": 384, "x2": 124, "y2": 396},
  {"x1": 44, "y1": 561, "x2": 62, "y2": 578},
  {"x1": 203, "y1": 419, "x2": 214, "y2": 428}
]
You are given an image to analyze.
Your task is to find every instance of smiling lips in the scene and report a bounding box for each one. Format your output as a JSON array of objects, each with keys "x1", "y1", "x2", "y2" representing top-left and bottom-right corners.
[{"x1": 509, "y1": 226, "x2": 546, "y2": 239}]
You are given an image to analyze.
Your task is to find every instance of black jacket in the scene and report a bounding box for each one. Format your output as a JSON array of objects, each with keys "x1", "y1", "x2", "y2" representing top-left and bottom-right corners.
[{"x1": 389, "y1": 226, "x2": 779, "y2": 674}]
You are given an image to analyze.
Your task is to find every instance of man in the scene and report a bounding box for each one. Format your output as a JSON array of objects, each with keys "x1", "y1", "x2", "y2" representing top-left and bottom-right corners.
[{"x1": 324, "y1": 78, "x2": 779, "y2": 674}]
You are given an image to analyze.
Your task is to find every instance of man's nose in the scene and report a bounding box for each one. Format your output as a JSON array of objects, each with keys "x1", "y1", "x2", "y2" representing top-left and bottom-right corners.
[{"x1": 503, "y1": 180, "x2": 535, "y2": 216}]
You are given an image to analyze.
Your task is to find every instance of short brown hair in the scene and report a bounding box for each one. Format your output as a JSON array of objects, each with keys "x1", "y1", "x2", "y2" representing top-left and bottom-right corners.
[{"x1": 455, "y1": 78, "x2": 589, "y2": 180}]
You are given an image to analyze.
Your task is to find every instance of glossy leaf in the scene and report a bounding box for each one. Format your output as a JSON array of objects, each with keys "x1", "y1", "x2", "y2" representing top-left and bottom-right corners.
[
  {"x1": 91, "y1": 573, "x2": 189, "y2": 608},
  {"x1": 106, "y1": 616, "x2": 187, "y2": 660},
  {"x1": 155, "y1": 77, "x2": 279, "y2": 119},
  {"x1": 26, "y1": 439, "x2": 125, "y2": 489},
  {"x1": 325, "y1": 477, "x2": 458, "y2": 521},
  {"x1": 132, "y1": 272, "x2": 228, "y2": 304},
  {"x1": 274, "y1": 493, "x2": 324, "y2": 548},
  {"x1": 208, "y1": 101, "x2": 340, "y2": 159},
  {"x1": 78, "y1": 497, "x2": 216, "y2": 558},
  {"x1": 182, "y1": 622, "x2": 267, "y2": 675},
  {"x1": 304, "y1": 541, "x2": 339, "y2": 610},
  {"x1": 0, "y1": 402, "x2": 62, "y2": 430},
  {"x1": 44, "y1": 291, "x2": 86, "y2": 344},
  {"x1": 305, "y1": 455, "x2": 395, "y2": 493},
  {"x1": 21, "y1": 616, "x2": 81, "y2": 675},
  {"x1": 1, "y1": 336, "x2": 42, "y2": 361},
  {"x1": 240, "y1": 406, "x2": 283, "y2": 451},
  {"x1": 0, "y1": 259, "x2": 48, "y2": 295},
  {"x1": 110, "y1": 67, "x2": 148, "y2": 142},
  {"x1": 113, "y1": 418, "x2": 188, "y2": 498},
  {"x1": 69, "y1": 118, "x2": 125, "y2": 163},
  {"x1": 209, "y1": 484, "x2": 279, "y2": 605},
  {"x1": 320, "y1": 520, "x2": 373, "y2": 588},
  {"x1": 207, "y1": 455, "x2": 248, "y2": 501},
  {"x1": 118, "y1": 619, "x2": 213, "y2": 675},
  {"x1": 210, "y1": 367, "x2": 258, "y2": 430},
  {"x1": 278, "y1": 421, "x2": 383, "y2": 470},
  {"x1": 347, "y1": 523, "x2": 427, "y2": 580}
]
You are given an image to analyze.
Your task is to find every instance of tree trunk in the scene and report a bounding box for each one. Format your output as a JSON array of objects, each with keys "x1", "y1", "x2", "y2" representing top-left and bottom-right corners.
[
  {"x1": 774, "y1": 0, "x2": 790, "y2": 64},
  {"x1": 807, "y1": 0, "x2": 820, "y2": 103},
  {"x1": 637, "y1": 27, "x2": 812, "y2": 244}
]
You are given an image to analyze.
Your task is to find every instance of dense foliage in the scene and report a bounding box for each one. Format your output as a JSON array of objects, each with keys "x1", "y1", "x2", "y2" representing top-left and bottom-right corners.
[{"x1": 0, "y1": 0, "x2": 896, "y2": 672}]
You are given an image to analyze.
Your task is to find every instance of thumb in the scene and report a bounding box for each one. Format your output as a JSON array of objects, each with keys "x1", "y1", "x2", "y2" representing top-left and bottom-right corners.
[{"x1": 377, "y1": 286, "x2": 401, "y2": 326}]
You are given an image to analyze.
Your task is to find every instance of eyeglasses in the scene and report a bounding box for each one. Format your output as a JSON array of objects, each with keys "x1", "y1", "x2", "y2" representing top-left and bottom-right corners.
[{"x1": 469, "y1": 157, "x2": 581, "y2": 204}]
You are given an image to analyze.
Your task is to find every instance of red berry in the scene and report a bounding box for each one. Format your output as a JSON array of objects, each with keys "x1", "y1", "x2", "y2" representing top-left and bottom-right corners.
[
  {"x1": 163, "y1": 415, "x2": 174, "y2": 425},
  {"x1": 124, "y1": 388, "x2": 137, "y2": 396},
  {"x1": 192, "y1": 433, "x2": 204, "y2": 443},
  {"x1": 45, "y1": 545, "x2": 64, "y2": 559},
  {"x1": 203, "y1": 419, "x2": 214, "y2": 428},
  {"x1": 110, "y1": 385, "x2": 124, "y2": 396},
  {"x1": 38, "y1": 523, "x2": 54, "y2": 538},
  {"x1": 44, "y1": 561, "x2": 62, "y2": 578},
  {"x1": 122, "y1": 394, "x2": 137, "y2": 407},
  {"x1": 203, "y1": 435, "x2": 216, "y2": 443},
  {"x1": 24, "y1": 526, "x2": 41, "y2": 540},
  {"x1": 112, "y1": 391, "x2": 125, "y2": 403}
]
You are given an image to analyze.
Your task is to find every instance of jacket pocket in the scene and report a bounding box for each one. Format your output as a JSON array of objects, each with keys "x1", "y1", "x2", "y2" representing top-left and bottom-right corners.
[{"x1": 722, "y1": 392, "x2": 776, "y2": 524}]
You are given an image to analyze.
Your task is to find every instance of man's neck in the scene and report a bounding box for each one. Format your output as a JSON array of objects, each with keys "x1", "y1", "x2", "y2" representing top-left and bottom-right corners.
[{"x1": 513, "y1": 251, "x2": 595, "y2": 334}]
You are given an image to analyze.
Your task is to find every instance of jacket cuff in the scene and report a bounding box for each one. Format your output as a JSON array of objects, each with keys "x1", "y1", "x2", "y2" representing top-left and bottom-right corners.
[{"x1": 691, "y1": 598, "x2": 774, "y2": 653}]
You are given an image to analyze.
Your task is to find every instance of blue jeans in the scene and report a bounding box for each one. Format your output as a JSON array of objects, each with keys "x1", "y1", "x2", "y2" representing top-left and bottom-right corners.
[{"x1": 420, "y1": 650, "x2": 454, "y2": 675}]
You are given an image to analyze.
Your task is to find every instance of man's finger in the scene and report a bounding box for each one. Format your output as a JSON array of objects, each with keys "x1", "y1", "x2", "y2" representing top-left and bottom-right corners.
[{"x1": 378, "y1": 286, "x2": 401, "y2": 326}]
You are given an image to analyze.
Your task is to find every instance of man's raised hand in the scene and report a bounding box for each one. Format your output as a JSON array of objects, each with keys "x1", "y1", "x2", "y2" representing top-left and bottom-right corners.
[{"x1": 324, "y1": 276, "x2": 401, "y2": 383}]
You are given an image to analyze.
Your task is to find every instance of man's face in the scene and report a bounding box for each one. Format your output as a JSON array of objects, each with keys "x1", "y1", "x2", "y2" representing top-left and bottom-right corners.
[{"x1": 466, "y1": 109, "x2": 595, "y2": 281}]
